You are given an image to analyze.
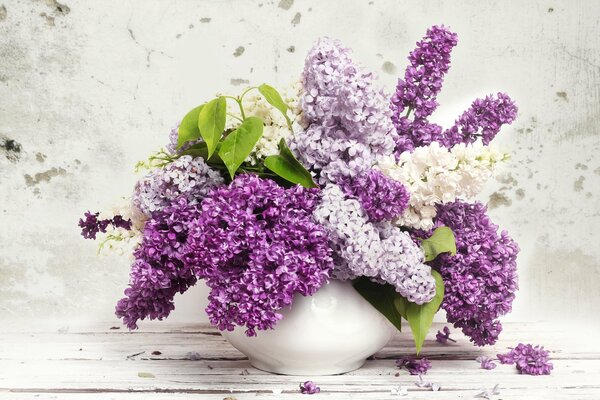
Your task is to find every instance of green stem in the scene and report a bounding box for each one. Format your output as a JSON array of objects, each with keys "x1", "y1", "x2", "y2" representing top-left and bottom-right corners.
[
  {"x1": 238, "y1": 86, "x2": 256, "y2": 102},
  {"x1": 237, "y1": 99, "x2": 246, "y2": 119},
  {"x1": 227, "y1": 113, "x2": 244, "y2": 122},
  {"x1": 405, "y1": 107, "x2": 413, "y2": 119}
]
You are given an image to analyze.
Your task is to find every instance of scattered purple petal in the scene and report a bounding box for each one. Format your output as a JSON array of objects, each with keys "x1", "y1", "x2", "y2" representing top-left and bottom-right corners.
[
  {"x1": 475, "y1": 384, "x2": 500, "y2": 399},
  {"x1": 476, "y1": 356, "x2": 497, "y2": 370},
  {"x1": 396, "y1": 357, "x2": 431, "y2": 375},
  {"x1": 390, "y1": 386, "x2": 408, "y2": 396},
  {"x1": 185, "y1": 351, "x2": 202, "y2": 361},
  {"x1": 414, "y1": 375, "x2": 440, "y2": 391},
  {"x1": 435, "y1": 326, "x2": 456, "y2": 344},
  {"x1": 300, "y1": 380, "x2": 320, "y2": 394},
  {"x1": 497, "y1": 344, "x2": 553, "y2": 375}
]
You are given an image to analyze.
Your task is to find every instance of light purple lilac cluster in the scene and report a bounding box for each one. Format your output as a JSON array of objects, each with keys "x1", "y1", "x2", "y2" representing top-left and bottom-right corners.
[
  {"x1": 185, "y1": 174, "x2": 333, "y2": 336},
  {"x1": 417, "y1": 201, "x2": 519, "y2": 346},
  {"x1": 132, "y1": 155, "x2": 223, "y2": 216},
  {"x1": 391, "y1": 25, "x2": 517, "y2": 154},
  {"x1": 78, "y1": 211, "x2": 132, "y2": 239},
  {"x1": 166, "y1": 124, "x2": 203, "y2": 155},
  {"x1": 497, "y1": 344, "x2": 553, "y2": 375},
  {"x1": 115, "y1": 197, "x2": 199, "y2": 329},
  {"x1": 314, "y1": 184, "x2": 436, "y2": 304},
  {"x1": 340, "y1": 169, "x2": 409, "y2": 222},
  {"x1": 292, "y1": 37, "x2": 398, "y2": 185}
]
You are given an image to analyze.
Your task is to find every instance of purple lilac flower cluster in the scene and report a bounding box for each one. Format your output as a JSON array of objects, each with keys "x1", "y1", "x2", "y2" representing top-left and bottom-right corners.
[
  {"x1": 340, "y1": 169, "x2": 409, "y2": 222},
  {"x1": 115, "y1": 197, "x2": 199, "y2": 329},
  {"x1": 391, "y1": 26, "x2": 517, "y2": 154},
  {"x1": 292, "y1": 37, "x2": 398, "y2": 185},
  {"x1": 185, "y1": 174, "x2": 334, "y2": 336},
  {"x1": 497, "y1": 344, "x2": 553, "y2": 375},
  {"x1": 444, "y1": 93, "x2": 518, "y2": 146},
  {"x1": 133, "y1": 155, "x2": 223, "y2": 216},
  {"x1": 396, "y1": 356, "x2": 432, "y2": 375},
  {"x1": 419, "y1": 201, "x2": 519, "y2": 346},
  {"x1": 78, "y1": 211, "x2": 132, "y2": 240}
]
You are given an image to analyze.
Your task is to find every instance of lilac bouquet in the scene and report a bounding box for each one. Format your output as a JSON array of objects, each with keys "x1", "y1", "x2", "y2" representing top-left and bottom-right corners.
[{"x1": 79, "y1": 26, "x2": 519, "y2": 352}]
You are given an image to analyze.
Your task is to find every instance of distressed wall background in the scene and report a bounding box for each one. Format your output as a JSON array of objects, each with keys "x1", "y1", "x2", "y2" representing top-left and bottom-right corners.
[{"x1": 1, "y1": 0, "x2": 599, "y2": 328}]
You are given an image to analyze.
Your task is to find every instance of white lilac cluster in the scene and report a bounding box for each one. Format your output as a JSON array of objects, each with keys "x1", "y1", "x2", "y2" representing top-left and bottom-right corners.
[
  {"x1": 132, "y1": 155, "x2": 224, "y2": 216},
  {"x1": 377, "y1": 141, "x2": 508, "y2": 230},
  {"x1": 313, "y1": 184, "x2": 436, "y2": 304},
  {"x1": 226, "y1": 81, "x2": 306, "y2": 164},
  {"x1": 96, "y1": 197, "x2": 146, "y2": 257},
  {"x1": 292, "y1": 38, "x2": 398, "y2": 185}
]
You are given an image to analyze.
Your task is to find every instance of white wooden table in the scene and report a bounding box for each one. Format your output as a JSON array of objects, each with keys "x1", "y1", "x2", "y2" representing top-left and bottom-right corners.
[{"x1": 1, "y1": 322, "x2": 598, "y2": 399}]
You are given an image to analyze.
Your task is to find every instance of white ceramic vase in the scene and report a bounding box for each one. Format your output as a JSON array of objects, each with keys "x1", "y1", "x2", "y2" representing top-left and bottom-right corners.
[{"x1": 221, "y1": 280, "x2": 396, "y2": 375}]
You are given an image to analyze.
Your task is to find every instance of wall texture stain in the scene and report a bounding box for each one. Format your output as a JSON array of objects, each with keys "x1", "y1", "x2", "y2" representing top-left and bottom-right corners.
[
  {"x1": 278, "y1": 0, "x2": 293, "y2": 10},
  {"x1": 24, "y1": 167, "x2": 67, "y2": 186},
  {"x1": 488, "y1": 192, "x2": 513, "y2": 209},
  {"x1": 0, "y1": 0, "x2": 599, "y2": 327},
  {"x1": 233, "y1": 46, "x2": 245, "y2": 57},
  {"x1": 291, "y1": 12, "x2": 301, "y2": 26},
  {"x1": 0, "y1": 135, "x2": 22, "y2": 162}
]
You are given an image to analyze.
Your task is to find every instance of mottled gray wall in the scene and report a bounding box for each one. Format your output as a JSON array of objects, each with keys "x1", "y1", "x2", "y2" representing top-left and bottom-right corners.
[{"x1": 1, "y1": 0, "x2": 599, "y2": 327}]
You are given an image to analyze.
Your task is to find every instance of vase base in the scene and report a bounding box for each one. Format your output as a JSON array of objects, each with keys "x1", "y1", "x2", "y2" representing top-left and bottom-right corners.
[{"x1": 248, "y1": 358, "x2": 367, "y2": 376}]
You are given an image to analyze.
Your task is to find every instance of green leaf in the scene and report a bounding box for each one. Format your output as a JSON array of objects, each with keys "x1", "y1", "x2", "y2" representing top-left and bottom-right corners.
[
  {"x1": 401, "y1": 270, "x2": 445, "y2": 354},
  {"x1": 198, "y1": 97, "x2": 227, "y2": 158},
  {"x1": 137, "y1": 372, "x2": 155, "y2": 378},
  {"x1": 218, "y1": 116, "x2": 264, "y2": 179},
  {"x1": 264, "y1": 139, "x2": 317, "y2": 188},
  {"x1": 258, "y1": 84, "x2": 292, "y2": 130},
  {"x1": 353, "y1": 277, "x2": 402, "y2": 332},
  {"x1": 421, "y1": 226, "x2": 457, "y2": 262},
  {"x1": 177, "y1": 104, "x2": 204, "y2": 149},
  {"x1": 179, "y1": 142, "x2": 224, "y2": 165}
]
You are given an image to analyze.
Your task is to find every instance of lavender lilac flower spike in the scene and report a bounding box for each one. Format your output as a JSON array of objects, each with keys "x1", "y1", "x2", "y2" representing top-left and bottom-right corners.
[
  {"x1": 443, "y1": 93, "x2": 518, "y2": 146},
  {"x1": 392, "y1": 25, "x2": 457, "y2": 120},
  {"x1": 420, "y1": 200, "x2": 519, "y2": 346},
  {"x1": 340, "y1": 169, "x2": 410, "y2": 222},
  {"x1": 314, "y1": 184, "x2": 436, "y2": 304},
  {"x1": 185, "y1": 174, "x2": 333, "y2": 336},
  {"x1": 292, "y1": 37, "x2": 398, "y2": 185},
  {"x1": 391, "y1": 26, "x2": 518, "y2": 153},
  {"x1": 391, "y1": 25, "x2": 457, "y2": 153},
  {"x1": 132, "y1": 155, "x2": 224, "y2": 216},
  {"x1": 497, "y1": 344, "x2": 553, "y2": 375},
  {"x1": 115, "y1": 197, "x2": 199, "y2": 329}
]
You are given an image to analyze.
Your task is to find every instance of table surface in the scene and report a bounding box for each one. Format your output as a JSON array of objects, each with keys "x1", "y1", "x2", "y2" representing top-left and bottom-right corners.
[{"x1": 1, "y1": 322, "x2": 598, "y2": 399}]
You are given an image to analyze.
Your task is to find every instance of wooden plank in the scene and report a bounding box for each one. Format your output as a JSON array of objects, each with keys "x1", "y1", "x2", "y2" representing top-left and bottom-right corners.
[
  {"x1": 1, "y1": 388, "x2": 600, "y2": 400},
  {"x1": 0, "y1": 359, "x2": 598, "y2": 390},
  {"x1": 1, "y1": 323, "x2": 595, "y2": 362},
  {"x1": 1, "y1": 322, "x2": 598, "y2": 399}
]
